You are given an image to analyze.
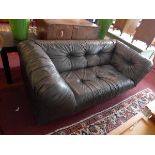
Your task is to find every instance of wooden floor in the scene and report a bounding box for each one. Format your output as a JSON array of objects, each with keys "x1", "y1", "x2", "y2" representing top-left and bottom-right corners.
[{"x1": 109, "y1": 113, "x2": 155, "y2": 135}]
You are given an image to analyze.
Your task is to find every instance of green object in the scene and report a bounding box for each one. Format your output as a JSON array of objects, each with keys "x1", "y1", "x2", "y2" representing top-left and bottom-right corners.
[
  {"x1": 9, "y1": 19, "x2": 30, "y2": 41},
  {"x1": 98, "y1": 19, "x2": 113, "y2": 39}
]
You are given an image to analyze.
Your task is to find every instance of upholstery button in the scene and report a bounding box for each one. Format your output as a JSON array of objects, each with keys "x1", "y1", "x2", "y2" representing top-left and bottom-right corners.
[
  {"x1": 81, "y1": 79, "x2": 84, "y2": 82},
  {"x1": 125, "y1": 59, "x2": 134, "y2": 65},
  {"x1": 66, "y1": 54, "x2": 71, "y2": 58},
  {"x1": 81, "y1": 79, "x2": 86, "y2": 83},
  {"x1": 96, "y1": 75, "x2": 103, "y2": 79}
]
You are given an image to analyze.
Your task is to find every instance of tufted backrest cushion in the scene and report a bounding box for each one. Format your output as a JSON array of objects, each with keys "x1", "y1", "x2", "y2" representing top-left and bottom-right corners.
[
  {"x1": 33, "y1": 40, "x2": 116, "y2": 73},
  {"x1": 111, "y1": 41, "x2": 153, "y2": 84}
]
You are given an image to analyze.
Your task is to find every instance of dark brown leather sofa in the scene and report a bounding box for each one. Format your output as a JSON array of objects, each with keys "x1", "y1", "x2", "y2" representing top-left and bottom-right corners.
[{"x1": 18, "y1": 40, "x2": 152, "y2": 124}]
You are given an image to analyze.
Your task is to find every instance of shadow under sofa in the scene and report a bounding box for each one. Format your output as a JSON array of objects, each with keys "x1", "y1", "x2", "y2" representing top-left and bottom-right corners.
[{"x1": 18, "y1": 39, "x2": 153, "y2": 124}]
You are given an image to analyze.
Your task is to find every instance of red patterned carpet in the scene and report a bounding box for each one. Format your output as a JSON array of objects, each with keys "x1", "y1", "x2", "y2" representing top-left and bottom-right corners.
[
  {"x1": 0, "y1": 52, "x2": 155, "y2": 135},
  {"x1": 50, "y1": 88, "x2": 155, "y2": 135}
]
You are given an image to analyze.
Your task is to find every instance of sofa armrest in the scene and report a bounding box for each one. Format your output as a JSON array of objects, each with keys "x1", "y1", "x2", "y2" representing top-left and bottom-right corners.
[
  {"x1": 111, "y1": 41, "x2": 153, "y2": 85},
  {"x1": 18, "y1": 41, "x2": 77, "y2": 124}
]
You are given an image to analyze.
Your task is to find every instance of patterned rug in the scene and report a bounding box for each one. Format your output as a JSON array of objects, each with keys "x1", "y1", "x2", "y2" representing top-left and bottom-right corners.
[{"x1": 49, "y1": 88, "x2": 155, "y2": 135}]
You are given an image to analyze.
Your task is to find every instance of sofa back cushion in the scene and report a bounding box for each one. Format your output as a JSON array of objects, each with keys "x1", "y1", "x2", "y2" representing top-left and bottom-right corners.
[
  {"x1": 34, "y1": 40, "x2": 116, "y2": 72},
  {"x1": 111, "y1": 41, "x2": 153, "y2": 84}
]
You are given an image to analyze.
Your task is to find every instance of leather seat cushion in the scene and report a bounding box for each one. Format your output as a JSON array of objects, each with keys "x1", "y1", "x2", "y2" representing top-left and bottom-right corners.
[{"x1": 61, "y1": 65, "x2": 134, "y2": 111}]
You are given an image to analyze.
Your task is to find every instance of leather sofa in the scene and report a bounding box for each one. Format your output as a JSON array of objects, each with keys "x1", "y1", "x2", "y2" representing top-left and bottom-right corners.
[{"x1": 18, "y1": 40, "x2": 152, "y2": 124}]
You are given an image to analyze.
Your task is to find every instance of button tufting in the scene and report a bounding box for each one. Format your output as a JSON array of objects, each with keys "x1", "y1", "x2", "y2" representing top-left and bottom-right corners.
[
  {"x1": 125, "y1": 59, "x2": 134, "y2": 65},
  {"x1": 81, "y1": 79, "x2": 84, "y2": 83},
  {"x1": 96, "y1": 76, "x2": 102, "y2": 79},
  {"x1": 81, "y1": 79, "x2": 87, "y2": 83},
  {"x1": 66, "y1": 54, "x2": 71, "y2": 58}
]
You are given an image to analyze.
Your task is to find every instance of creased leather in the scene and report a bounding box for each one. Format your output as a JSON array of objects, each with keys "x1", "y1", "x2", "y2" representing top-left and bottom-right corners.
[
  {"x1": 18, "y1": 39, "x2": 152, "y2": 124},
  {"x1": 61, "y1": 65, "x2": 134, "y2": 112},
  {"x1": 33, "y1": 40, "x2": 116, "y2": 72},
  {"x1": 111, "y1": 41, "x2": 153, "y2": 84},
  {"x1": 18, "y1": 41, "x2": 77, "y2": 124}
]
